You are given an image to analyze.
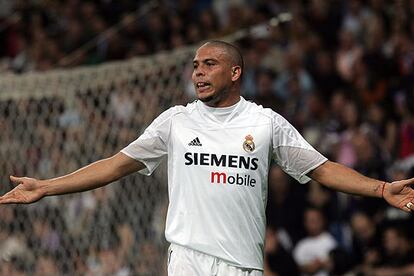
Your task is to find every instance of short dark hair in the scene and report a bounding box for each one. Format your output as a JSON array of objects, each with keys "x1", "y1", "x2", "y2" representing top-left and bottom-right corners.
[{"x1": 202, "y1": 40, "x2": 244, "y2": 75}]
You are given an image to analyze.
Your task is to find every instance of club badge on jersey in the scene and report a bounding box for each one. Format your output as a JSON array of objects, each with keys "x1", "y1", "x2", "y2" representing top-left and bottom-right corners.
[{"x1": 243, "y1": 135, "x2": 255, "y2": 153}]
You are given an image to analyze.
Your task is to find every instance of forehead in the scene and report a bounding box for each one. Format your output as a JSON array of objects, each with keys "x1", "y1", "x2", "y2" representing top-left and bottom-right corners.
[
  {"x1": 306, "y1": 209, "x2": 322, "y2": 218},
  {"x1": 193, "y1": 45, "x2": 229, "y2": 61}
]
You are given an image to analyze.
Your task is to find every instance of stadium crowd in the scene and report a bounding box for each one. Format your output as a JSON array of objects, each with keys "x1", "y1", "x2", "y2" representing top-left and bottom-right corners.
[{"x1": 1, "y1": 0, "x2": 414, "y2": 275}]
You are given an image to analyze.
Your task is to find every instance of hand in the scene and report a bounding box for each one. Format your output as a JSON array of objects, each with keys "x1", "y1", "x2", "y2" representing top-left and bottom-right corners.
[
  {"x1": 383, "y1": 178, "x2": 414, "y2": 212},
  {"x1": 0, "y1": 176, "x2": 46, "y2": 204}
]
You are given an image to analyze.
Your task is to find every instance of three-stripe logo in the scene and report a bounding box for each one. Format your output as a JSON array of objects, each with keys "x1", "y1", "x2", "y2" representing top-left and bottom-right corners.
[{"x1": 188, "y1": 137, "x2": 202, "y2": 146}]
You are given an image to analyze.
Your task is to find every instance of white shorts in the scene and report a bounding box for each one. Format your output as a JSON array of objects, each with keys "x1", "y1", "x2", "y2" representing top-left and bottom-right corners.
[{"x1": 167, "y1": 243, "x2": 263, "y2": 276}]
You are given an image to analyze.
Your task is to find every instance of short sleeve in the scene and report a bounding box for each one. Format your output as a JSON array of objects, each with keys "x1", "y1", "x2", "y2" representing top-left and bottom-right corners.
[
  {"x1": 121, "y1": 107, "x2": 176, "y2": 175},
  {"x1": 271, "y1": 113, "x2": 327, "y2": 183}
]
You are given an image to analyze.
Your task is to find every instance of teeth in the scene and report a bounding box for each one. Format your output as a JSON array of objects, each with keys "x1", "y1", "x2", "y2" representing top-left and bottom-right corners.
[{"x1": 197, "y1": 82, "x2": 209, "y2": 88}]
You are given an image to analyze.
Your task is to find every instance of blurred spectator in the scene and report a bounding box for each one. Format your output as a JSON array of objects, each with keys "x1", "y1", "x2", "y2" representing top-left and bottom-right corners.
[
  {"x1": 293, "y1": 207, "x2": 337, "y2": 276},
  {"x1": 305, "y1": 0, "x2": 341, "y2": 49},
  {"x1": 305, "y1": 181, "x2": 344, "y2": 242},
  {"x1": 341, "y1": 0, "x2": 371, "y2": 39},
  {"x1": 275, "y1": 45, "x2": 314, "y2": 129},
  {"x1": 34, "y1": 253, "x2": 60, "y2": 276},
  {"x1": 363, "y1": 104, "x2": 397, "y2": 159},
  {"x1": 364, "y1": 225, "x2": 414, "y2": 276},
  {"x1": 110, "y1": 84, "x2": 135, "y2": 124},
  {"x1": 275, "y1": 45, "x2": 314, "y2": 101},
  {"x1": 352, "y1": 130, "x2": 386, "y2": 180},
  {"x1": 266, "y1": 165, "x2": 307, "y2": 245},
  {"x1": 198, "y1": 8, "x2": 220, "y2": 38},
  {"x1": 395, "y1": 94, "x2": 414, "y2": 159},
  {"x1": 94, "y1": 246, "x2": 131, "y2": 276},
  {"x1": 325, "y1": 248, "x2": 354, "y2": 276},
  {"x1": 241, "y1": 46, "x2": 262, "y2": 97},
  {"x1": 302, "y1": 93, "x2": 330, "y2": 149},
  {"x1": 250, "y1": 67, "x2": 285, "y2": 114},
  {"x1": 133, "y1": 241, "x2": 165, "y2": 276},
  {"x1": 334, "y1": 101, "x2": 360, "y2": 167},
  {"x1": 308, "y1": 50, "x2": 344, "y2": 103},
  {"x1": 336, "y1": 28, "x2": 363, "y2": 83},
  {"x1": 264, "y1": 225, "x2": 299, "y2": 276},
  {"x1": 30, "y1": 216, "x2": 61, "y2": 255},
  {"x1": 350, "y1": 212, "x2": 382, "y2": 269},
  {"x1": 0, "y1": 256, "x2": 29, "y2": 276},
  {"x1": 380, "y1": 226, "x2": 414, "y2": 267},
  {"x1": 0, "y1": 206, "x2": 33, "y2": 270}
]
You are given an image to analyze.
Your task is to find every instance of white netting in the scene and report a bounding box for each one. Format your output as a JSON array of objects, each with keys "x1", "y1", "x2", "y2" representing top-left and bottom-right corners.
[{"x1": 0, "y1": 46, "x2": 197, "y2": 275}]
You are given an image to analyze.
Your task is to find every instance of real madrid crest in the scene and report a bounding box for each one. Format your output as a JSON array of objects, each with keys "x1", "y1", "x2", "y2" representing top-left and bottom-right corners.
[{"x1": 243, "y1": 134, "x2": 255, "y2": 152}]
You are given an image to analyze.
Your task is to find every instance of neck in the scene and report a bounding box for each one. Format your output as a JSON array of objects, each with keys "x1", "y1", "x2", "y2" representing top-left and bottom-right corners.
[
  {"x1": 205, "y1": 95, "x2": 240, "y2": 107},
  {"x1": 203, "y1": 86, "x2": 241, "y2": 107}
]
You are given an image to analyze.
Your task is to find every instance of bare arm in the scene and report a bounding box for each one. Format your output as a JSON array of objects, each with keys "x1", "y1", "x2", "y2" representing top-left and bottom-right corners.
[
  {"x1": 309, "y1": 161, "x2": 384, "y2": 198},
  {"x1": 309, "y1": 161, "x2": 414, "y2": 212},
  {"x1": 43, "y1": 152, "x2": 144, "y2": 195},
  {"x1": 298, "y1": 259, "x2": 328, "y2": 275},
  {"x1": 0, "y1": 152, "x2": 145, "y2": 204}
]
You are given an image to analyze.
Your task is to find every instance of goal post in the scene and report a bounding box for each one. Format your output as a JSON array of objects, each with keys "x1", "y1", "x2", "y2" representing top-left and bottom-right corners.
[{"x1": 0, "y1": 46, "x2": 197, "y2": 275}]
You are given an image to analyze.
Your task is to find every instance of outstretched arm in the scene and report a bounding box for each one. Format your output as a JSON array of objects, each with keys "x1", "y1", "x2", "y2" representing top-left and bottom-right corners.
[
  {"x1": 309, "y1": 161, "x2": 414, "y2": 212},
  {"x1": 0, "y1": 152, "x2": 145, "y2": 204}
]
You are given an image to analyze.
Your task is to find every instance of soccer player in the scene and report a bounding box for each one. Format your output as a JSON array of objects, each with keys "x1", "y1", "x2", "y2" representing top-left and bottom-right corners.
[{"x1": 1, "y1": 40, "x2": 414, "y2": 275}]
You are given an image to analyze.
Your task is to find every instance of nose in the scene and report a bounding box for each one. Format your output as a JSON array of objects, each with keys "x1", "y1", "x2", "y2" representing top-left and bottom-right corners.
[{"x1": 194, "y1": 66, "x2": 205, "y2": 77}]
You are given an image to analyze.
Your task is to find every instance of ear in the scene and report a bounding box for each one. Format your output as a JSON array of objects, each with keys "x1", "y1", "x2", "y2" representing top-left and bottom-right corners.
[{"x1": 231, "y1": 66, "x2": 242, "y2": 81}]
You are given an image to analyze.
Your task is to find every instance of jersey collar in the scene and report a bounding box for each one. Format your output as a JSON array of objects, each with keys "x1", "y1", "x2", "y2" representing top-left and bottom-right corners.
[{"x1": 196, "y1": 96, "x2": 246, "y2": 125}]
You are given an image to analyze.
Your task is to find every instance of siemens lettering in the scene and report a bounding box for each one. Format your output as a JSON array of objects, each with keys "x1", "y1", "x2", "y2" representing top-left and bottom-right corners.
[{"x1": 184, "y1": 152, "x2": 258, "y2": 170}]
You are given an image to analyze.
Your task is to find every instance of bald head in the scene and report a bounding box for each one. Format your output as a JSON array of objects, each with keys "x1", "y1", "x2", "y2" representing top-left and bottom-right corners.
[
  {"x1": 200, "y1": 40, "x2": 244, "y2": 77},
  {"x1": 192, "y1": 40, "x2": 243, "y2": 107}
]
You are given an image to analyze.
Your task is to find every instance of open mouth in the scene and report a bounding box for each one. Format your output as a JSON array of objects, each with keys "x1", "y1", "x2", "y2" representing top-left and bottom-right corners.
[{"x1": 196, "y1": 82, "x2": 211, "y2": 92}]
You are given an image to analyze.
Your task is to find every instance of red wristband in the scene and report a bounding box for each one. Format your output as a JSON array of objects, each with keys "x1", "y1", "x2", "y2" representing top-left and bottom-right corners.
[{"x1": 381, "y1": 182, "x2": 386, "y2": 198}]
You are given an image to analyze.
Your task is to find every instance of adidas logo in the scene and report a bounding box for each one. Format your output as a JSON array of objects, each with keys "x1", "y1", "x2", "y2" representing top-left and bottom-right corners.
[{"x1": 188, "y1": 137, "x2": 202, "y2": 146}]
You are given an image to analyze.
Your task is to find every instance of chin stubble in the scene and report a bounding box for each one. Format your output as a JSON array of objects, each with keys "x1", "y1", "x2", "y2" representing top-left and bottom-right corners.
[{"x1": 199, "y1": 95, "x2": 214, "y2": 102}]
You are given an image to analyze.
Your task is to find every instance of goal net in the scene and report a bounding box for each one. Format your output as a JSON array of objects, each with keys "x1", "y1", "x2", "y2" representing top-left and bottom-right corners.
[{"x1": 0, "y1": 46, "x2": 197, "y2": 275}]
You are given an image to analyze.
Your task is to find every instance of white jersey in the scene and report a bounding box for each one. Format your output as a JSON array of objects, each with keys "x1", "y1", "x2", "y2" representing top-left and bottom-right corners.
[
  {"x1": 293, "y1": 232, "x2": 337, "y2": 276},
  {"x1": 121, "y1": 97, "x2": 327, "y2": 270}
]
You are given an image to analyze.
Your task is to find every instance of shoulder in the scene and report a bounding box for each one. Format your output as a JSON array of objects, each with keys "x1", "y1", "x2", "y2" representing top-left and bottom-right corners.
[
  {"x1": 293, "y1": 237, "x2": 313, "y2": 260},
  {"x1": 154, "y1": 101, "x2": 197, "y2": 122},
  {"x1": 242, "y1": 99, "x2": 276, "y2": 118},
  {"x1": 172, "y1": 100, "x2": 199, "y2": 115},
  {"x1": 294, "y1": 237, "x2": 313, "y2": 250},
  {"x1": 319, "y1": 232, "x2": 337, "y2": 245},
  {"x1": 243, "y1": 99, "x2": 287, "y2": 124}
]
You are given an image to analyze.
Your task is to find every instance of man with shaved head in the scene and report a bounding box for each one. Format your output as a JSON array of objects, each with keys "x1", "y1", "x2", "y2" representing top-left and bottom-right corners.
[
  {"x1": 1, "y1": 41, "x2": 414, "y2": 275},
  {"x1": 193, "y1": 40, "x2": 244, "y2": 106}
]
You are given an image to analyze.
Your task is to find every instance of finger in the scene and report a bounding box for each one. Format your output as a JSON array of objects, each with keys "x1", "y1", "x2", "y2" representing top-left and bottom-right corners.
[
  {"x1": 0, "y1": 198, "x2": 18, "y2": 204},
  {"x1": 9, "y1": 176, "x2": 23, "y2": 185},
  {"x1": 401, "y1": 177, "x2": 414, "y2": 187},
  {"x1": 401, "y1": 202, "x2": 414, "y2": 213},
  {"x1": 391, "y1": 178, "x2": 414, "y2": 193},
  {"x1": 0, "y1": 194, "x2": 18, "y2": 204}
]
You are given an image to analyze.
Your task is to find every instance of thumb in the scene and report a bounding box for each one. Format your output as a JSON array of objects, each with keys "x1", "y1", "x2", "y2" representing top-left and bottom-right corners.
[
  {"x1": 396, "y1": 177, "x2": 414, "y2": 187},
  {"x1": 390, "y1": 177, "x2": 414, "y2": 193},
  {"x1": 9, "y1": 175, "x2": 24, "y2": 185}
]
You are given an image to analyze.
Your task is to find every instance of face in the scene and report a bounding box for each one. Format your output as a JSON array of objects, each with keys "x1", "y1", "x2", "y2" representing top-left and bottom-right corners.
[
  {"x1": 383, "y1": 228, "x2": 401, "y2": 255},
  {"x1": 351, "y1": 213, "x2": 374, "y2": 240},
  {"x1": 192, "y1": 44, "x2": 240, "y2": 106},
  {"x1": 304, "y1": 209, "x2": 325, "y2": 236}
]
